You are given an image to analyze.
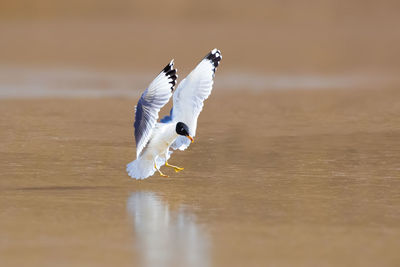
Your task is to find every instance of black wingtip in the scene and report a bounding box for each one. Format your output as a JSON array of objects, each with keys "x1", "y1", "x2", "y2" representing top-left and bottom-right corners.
[
  {"x1": 205, "y1": 48, "x2": 222, "y2": 73},
  {"x1": 161, "y1": 59, "x2": 178, "y2": 91}
]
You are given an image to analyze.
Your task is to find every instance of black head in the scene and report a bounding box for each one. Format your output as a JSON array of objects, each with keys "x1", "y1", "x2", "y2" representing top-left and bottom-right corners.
[{"x1": 175, "y1": 122, "x2": 190, "y2": 136}]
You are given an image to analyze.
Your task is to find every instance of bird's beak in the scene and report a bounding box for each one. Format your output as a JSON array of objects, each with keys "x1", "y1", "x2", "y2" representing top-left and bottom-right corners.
[{"x1": 187, "y1": 135, "x2": 194, "y2": 143}]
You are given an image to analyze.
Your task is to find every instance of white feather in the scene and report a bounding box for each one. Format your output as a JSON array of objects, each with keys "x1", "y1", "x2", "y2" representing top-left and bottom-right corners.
[{"x1": 171, "y1": 49, "x2": 221, "y2": 151}]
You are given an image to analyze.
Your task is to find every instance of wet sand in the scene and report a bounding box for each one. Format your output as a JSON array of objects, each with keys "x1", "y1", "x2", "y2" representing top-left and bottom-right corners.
[{"x1": 1, "y1": 88, "x2": 400, "y2": 266}]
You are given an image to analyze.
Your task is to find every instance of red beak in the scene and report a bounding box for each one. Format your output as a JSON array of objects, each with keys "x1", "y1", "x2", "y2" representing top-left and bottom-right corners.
[{"x1": 187, "y1": 135, "x2": 194, "y2": 143}]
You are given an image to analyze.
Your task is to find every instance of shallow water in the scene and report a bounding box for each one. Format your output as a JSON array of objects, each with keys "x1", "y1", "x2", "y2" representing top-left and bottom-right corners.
[
  {"x1": 1, "y1": 1, "x2": 400, "y2": 265},
  {"x1": 1, "y1": 89, "x2": 399, "y2": 266}
]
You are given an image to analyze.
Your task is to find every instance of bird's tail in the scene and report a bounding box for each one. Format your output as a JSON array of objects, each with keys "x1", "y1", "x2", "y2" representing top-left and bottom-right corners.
[{"x1": 126, "y1": 157, "x2": 155, "y2": 180}]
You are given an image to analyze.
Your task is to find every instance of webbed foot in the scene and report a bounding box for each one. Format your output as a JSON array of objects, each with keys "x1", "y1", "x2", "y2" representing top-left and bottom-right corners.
[{"x1": 165, "y1": 162, "x2": 184, "y2": 172}]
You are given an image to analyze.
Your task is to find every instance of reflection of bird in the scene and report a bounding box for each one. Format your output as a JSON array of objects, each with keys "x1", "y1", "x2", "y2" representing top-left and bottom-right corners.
[
  {"x1": 127, "y1": 192, "x2": 210, "y2": 267},
  {"x1": 127, "y1": 49, "x2": 222, "y2": 179}
]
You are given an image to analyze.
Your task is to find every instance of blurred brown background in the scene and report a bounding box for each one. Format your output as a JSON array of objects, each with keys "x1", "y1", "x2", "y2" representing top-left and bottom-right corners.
[{"x1": 1, "y1": 0, "x2": 399, "y2": 74}]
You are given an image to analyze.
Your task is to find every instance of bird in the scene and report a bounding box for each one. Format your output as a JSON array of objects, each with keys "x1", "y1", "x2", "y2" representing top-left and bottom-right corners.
[{"x1": 126, "y1": 48, "x2": 222, "y2": 179}]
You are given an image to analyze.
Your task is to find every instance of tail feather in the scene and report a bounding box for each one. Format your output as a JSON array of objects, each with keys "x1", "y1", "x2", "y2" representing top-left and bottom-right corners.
[{"x1": 126, "y1": 158, "x2": 156, "y2": 180}]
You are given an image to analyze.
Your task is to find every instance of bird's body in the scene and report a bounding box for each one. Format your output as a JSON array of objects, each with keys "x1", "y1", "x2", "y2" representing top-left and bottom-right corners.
[
  {"x1": 127, "y1": 122, "x2": 177, "y2": 179},
  {"x1": 127, "y1": 49, "x2": 222, "y2": 179},
  {"x1": 144, "y1": 123, "x2": 177, "y2": 160}
]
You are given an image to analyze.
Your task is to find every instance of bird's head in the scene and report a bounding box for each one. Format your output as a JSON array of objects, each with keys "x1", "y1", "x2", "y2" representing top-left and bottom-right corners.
[{"x1": 175, "y1": 122, "x2": 194, "y2": 143}]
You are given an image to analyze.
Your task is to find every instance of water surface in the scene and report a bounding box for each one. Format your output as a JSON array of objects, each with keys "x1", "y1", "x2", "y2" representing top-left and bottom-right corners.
[{"x1": 1, "y1": 89, "x2": 399, "y2": 266}]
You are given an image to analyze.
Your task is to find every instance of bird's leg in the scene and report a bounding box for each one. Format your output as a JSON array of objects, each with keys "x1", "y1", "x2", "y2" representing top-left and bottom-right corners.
[
  {"x1": 154, "y1": 162, "x2": 168, "y2": 178},
  {"x1": 165, "y1": 162, "x2": 184, "y2": 172},
  {"x1": 163, "y1": 150, "x2": 183, "y2": 172}
]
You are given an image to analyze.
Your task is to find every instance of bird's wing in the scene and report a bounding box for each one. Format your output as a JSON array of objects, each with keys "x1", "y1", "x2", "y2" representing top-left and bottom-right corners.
[
  {"x1": 134, "y1": 60, "x2": 177, "y2": 157},
  {"x1": 170, "y1": 48, "x2": 222, "y2": 151}
]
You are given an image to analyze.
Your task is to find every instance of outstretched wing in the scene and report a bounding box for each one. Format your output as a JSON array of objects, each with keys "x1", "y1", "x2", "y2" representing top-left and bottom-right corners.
[
  {"x1": 134, "y1": 60, "x2": 177, "y2": 157},
  {"x1": 170, "y1": 48, "x2": 222, "y2": 151}
]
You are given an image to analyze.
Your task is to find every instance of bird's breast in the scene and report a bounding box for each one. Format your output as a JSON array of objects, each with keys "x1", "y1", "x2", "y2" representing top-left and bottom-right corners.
[{"x1": 144, "y1": 123, "x2": 177, "y2": 156}]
